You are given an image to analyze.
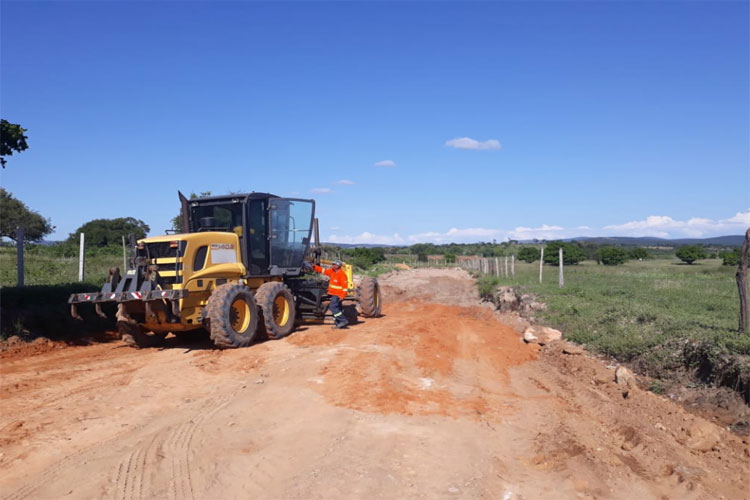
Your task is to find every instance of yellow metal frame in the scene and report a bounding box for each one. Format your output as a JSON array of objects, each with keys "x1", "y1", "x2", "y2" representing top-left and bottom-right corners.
[{"x1": 136, "y1": 232, "x2": 248, "y2": 332}]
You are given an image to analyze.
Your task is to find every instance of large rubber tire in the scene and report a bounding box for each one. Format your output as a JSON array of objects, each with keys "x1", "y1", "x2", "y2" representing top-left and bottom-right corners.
[
  {"x1": 206, "y1": 283, "x2": 260, "y2": 348},
  {"x1": 255, "y1": 281, "x2": 296, "y2": 339},
  {"x1": 357, "y1": 277, "x2": 382, "y2": 317},
  {"x1": 343, "y1": 304, "x2": 359, "y2": 325},
  {"x1": 116, "y1": 305, "x2": 167, "y2": 348}
]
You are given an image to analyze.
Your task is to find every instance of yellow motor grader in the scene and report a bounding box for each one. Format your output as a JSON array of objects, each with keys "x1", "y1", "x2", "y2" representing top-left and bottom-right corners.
[{"x1": 69, "y1": 192, "x2": 382, "y2": 348}]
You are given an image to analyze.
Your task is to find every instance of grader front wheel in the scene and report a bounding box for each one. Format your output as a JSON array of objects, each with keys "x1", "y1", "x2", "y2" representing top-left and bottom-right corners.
[
  {"x1": 256, "y1": 281, "x2": 296, "y2": 339},
  {"x1": 206, "y1": 283, "x2": 260, "y2": 348}
]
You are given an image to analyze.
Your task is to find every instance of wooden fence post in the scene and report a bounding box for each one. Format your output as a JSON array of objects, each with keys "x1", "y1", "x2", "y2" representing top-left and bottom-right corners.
[
  {"x1": 79, "y1": 232, "x2": 85, "y2": 282},
  {"x1": 539, "y1": 248, "x2": 544, "y2": 284},
  {"x1": 495, "y1": 257, "x2": 499, "y2": 277},
  {"x1": 16, "y1": 227, "x2": 24, "y2": 287},
  {"x1": 504, "y1": 256, "x2": 508, "y2": 277},
  {"x1": 737, "y1": 227, "x2": 749, "y2": 334},
  {"x1": 511, "y1": 255, "x2": 515, "y2": 277},
  {"x1": 558, "y1": 247, "x2": 564, "y2": 288}
]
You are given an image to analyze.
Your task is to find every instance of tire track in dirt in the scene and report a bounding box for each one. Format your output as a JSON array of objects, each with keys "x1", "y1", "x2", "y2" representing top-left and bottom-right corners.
[
  {"x1": 112, "y1": 393, "x2": 233, "y2": 500},
  {"x1": 1, "y1": 421, "x2": 147, "y2": 500}
]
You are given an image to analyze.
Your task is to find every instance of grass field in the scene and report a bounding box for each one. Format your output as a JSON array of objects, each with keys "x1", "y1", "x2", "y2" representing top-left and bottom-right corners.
[
  {"x1": 476, "y1": 258, "x2": 749, "y2": 394},
  {"x1": 0, "y1": 246, "x2": 122, "y2": 287}
]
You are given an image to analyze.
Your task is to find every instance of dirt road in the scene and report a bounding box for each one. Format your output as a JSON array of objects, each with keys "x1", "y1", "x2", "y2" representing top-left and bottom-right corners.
[{"x1": 1, "y1": 269, "x2": 748, "y2": 499}]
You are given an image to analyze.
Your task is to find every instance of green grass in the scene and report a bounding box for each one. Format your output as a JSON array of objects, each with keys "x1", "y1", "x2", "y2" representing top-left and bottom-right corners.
[
  {"x1": 475, "y1": 258, "x2": 750, "y2": 386},
  {"x1": 0, "y1": 246, "x2": 123, "y2": 286}
]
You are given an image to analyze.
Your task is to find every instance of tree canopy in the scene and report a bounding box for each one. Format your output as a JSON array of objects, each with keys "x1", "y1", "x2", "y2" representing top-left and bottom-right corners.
[
  {"x1": 675, "y1": 245, "x2": 707, "y2": 265},
  {"x1": 719, "y1": 248, "x2": 740, "y2": 266},
  {"x1": 0, "y1": 189, "x2": 54, "y2": 242},
  {"x1": 629, "y1": 248, "x2": 649, "y2": 260},
  {"x1": 68, "y1": 217, "x2": 149, "y2": 247},
  {"x1": 598, "y1": 246, "x2": 628, "y2": 265},
  {"x1": 1, "y1": 119, "x2": 29, "y2": 168},
  {"x1": 543, "y1": 241, "x2": 586, "y2": 265},
  {"x1": 344, "y1": 247, "x2": 386, "y2": 269},
  {"x1": 517, "y1": 246, "x2": 540, "y2": 263}
]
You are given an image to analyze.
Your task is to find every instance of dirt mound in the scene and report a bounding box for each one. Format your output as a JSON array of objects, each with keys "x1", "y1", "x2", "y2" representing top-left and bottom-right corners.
[
  {"x1": 0, "y1": 336, "x2": 66, "y2": 359},
  {"x1": 378, "y1": 267, "x2": 488, "y2": 307}
]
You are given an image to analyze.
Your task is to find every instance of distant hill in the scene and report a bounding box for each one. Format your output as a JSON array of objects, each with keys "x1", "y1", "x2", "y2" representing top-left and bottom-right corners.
[
  {"x1": 324, "y1": 235, "x2": 745, "y2": 249},
  {"x1": 568, "y1": 235, "x2": 744, "y2": 247},
  {"x1": 322, "y1": 242, "x2": 389, "y2": 248}
]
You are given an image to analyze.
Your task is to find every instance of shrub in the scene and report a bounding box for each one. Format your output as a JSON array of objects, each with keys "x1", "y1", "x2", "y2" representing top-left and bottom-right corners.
[
  {"x1": 543, "y1": 241, "x2": 586, "y2": 265},
  {"x1": 445, "y1": 253, "x2": 456, "y2": 263},
  {"x1": 599, "y1": 246, "x2": 628, "y2": 266},
  {"x1": 676, "y1": 245, "x2": 707, "y2": 265},
  {"x1": 518, "y1": 246, "x2": 540, "y2": 263},
  {"x1": 719, "y1": 248, "x2": 740, "y2": 266},
  {"x1": 629, "y1": 248, "x2": 649, "y2": 260}
]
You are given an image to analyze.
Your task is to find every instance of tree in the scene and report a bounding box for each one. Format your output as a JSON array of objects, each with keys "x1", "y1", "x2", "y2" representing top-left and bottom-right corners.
[
  {"x1": 348, "y1": 246, "x2": 386, "y2": 268},
  {"x1": 629, "y1": 248, "x2": 649, "y2": 260},
  {"x1": 719, "y1": 248, "x2": 740, "y2": 266},
  {"x1": 517, "y1": 246, "x2": 540, "y2": 263},
  {"x1": 68, "y1": 217, "x2": 149, "y2": 247},
  {"x1": 410, "y1": 243, "x2": 437, "y2": 256},
  {"x1": 676, "y1": 245, "x2": 707, "y2": 265},
  {"x1": 543, "y1": 241, "x2": 585, "y2": 265},
  {"x1": 1, "y1": 119, "x2": 29, "y2": 168},
  {"x1": 0, "y1": 189, "x2": 54, "y2": 242},
  {"x1": 599, "y1": 246, "x2": 628, "y2": 265}
]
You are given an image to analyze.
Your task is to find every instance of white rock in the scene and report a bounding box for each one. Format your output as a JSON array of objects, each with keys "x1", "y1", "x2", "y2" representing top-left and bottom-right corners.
[
  {"x1": 523, "y1": 326, "x2": 562, "y2": 345},
  {"x1": 523, "y1": 327, "x2": 538, "y2": 343},
  {"x1": 615, "y1": 366, "x2": 636, "y2": 388}
]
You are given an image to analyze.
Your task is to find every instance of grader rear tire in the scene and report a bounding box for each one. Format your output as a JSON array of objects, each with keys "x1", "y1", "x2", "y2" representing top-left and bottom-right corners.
[
  {"x1": 116, "y1": 305, "x2": 167, "y2": 348},
  {"x1": 255, "y1": 281, "x2": 296, "y2": 339},
  {"x1": 357, "y1": 277, "x2": 382, "y2": 317},
  {"x1": 206, "y1": 283, "x2": 260, "y2": 348}
]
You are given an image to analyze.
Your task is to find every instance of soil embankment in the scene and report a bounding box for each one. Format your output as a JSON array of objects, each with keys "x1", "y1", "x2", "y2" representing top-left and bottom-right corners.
[{"x1": 1, "y1": 268, "x2": 747, "y2": 499}]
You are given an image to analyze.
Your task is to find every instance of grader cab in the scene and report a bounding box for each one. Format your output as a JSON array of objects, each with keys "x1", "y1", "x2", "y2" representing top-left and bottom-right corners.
[{"x1": 69, "y1": 192, "x2": 382, "y2": 348}]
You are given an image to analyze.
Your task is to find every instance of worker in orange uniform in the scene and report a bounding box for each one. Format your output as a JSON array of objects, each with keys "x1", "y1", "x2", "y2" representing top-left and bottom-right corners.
[{"x1": 311, "y1": 260, "x2": 350, "y2": 329}]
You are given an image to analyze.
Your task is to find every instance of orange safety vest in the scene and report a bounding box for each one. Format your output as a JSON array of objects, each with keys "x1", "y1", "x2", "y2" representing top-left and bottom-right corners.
[{"x1": 313, "y1": 265, "x2": 349, "y2": 299}]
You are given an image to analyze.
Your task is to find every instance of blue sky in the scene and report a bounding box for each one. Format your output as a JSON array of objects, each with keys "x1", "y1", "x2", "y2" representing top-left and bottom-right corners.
[{"x1": 2, "y1": 1, "x2": 748, "y2": 244}]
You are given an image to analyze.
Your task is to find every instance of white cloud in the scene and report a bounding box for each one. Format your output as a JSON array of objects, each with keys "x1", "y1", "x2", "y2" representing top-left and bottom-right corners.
[
  {"x1": 374, "y1": 160, "x2": 396, "y2": 167},
  {"x1": 311, "y1": 187, "x2": 333, "y2": 194},
  {"x1": 408, "y1": 227, "x2": 505, "y2": 243},
  {"x1": 726, "y1": 211, "x2": 750, "y2": 224},
  {"x1": 602, "y1": 210, "x2": 750, "y2": 238},
  {"x1": 336, "y1": 179, "x2": 355, "y2": 185},
  {"x1": 326, "y1": 210, "x2": 749, "y2": 246},
  {"x1": 508, "y1": 224, "x2": 565, "y2": 241},
  {"x1": 328, "y1": 232, "x2": 406, "y2": 245},
  {"x1": 329, "y1": 226, "x2": 340, "y2": 231},
  {"x1": 445, "y1": 137, "x2": 501, "y2": 150}
]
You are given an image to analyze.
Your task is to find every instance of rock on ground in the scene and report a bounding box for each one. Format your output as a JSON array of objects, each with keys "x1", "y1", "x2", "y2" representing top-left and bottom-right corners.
[{"x1": 523, "y1": 326, "x2": 562, "y2": 345}]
